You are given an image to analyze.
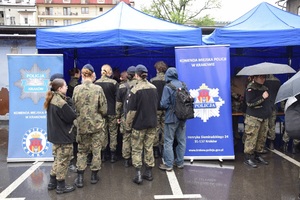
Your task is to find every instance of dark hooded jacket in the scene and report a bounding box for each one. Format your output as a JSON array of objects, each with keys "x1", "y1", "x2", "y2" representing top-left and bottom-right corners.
[{"x1": 160, "y1": 67, "x2": 185, "y2": 123}]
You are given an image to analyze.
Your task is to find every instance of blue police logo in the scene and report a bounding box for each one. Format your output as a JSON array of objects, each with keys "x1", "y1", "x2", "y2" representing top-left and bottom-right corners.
[
  {"x1": 22, "y1": 127, "x2": 50, "y2": 157},
  {"x1": 190, "y1": 83, "x2": 225, "y2": 122},
  {"x1": 15, "y1": 64, "x2": 50, "y2": 104}
]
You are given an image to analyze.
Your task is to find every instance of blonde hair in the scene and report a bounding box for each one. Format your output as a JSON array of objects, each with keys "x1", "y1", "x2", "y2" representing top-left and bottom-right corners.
[
  {"x1": 101, "y1": 64, "x2": 112, "y2": 77},
  {"x1": 81, "y1": 68, "x2": 93, "y2": 78}
]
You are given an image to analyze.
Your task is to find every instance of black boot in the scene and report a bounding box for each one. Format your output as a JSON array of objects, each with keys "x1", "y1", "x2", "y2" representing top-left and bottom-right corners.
[
  {"x1": 56, "y1": 180, "x2": 75, "y2": 194},
  {"x1": 244, "y1": 154, "x2": 257, "y2": 168},
  {"x1": 142, "y1": 166, "x2": 153, "y2": 181},
  {"x1": 101, "y1": 150, "x2": 107, "y2": 162},
  {"x1": 254, "y1": 153, "x2": 269, "y2": 165},
  {"x1": 283, "y1": 142, "x2": 288, "y2": 153},
  {"x1": 75, "y1": 170, "x2": 84, "y2": 188},
  {"x1": 110, "y1": 151, "x2": 117, "y2": 163},
  {"x1": 269, "y1": 140, "x2": 274, "y2": 150},
  {"x1": 47, "y1": 175, "x2": 57, "y2": 190},
  {"x1": 124, "y1": 158, "x2": 132, "y2": 168},
  {"x1": 153, "y1": 146, "x2": 160, "y2": 158},
  {"x1": 90, "y1": 170, "x2": 99, "y2": 184},
  {"x1": 68, "y1": 158, "x2": 77, "y2": 173},
  {"x1": 133, "y1": 168, "x2": 143, "y2": 185}
]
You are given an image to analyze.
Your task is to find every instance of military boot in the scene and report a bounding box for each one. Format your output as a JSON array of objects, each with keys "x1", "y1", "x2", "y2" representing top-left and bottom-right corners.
[
  {"x1": 75, "y1": 170, "x2": 84, "y2": 188},
  {"x1": 124, "y1": 158, "x2": 132, "y2": 168},
  {"x1": 133, "y1": 168, "x2": 143, "y2": 185},
  {"x1": 56, "y1": 180, "x2": 75, "y2": 194},
  {"x1": 244, "y1": 154, "x2": 257, "y2": 168},
  {"x1": 254, "y1": 152, "x2": 269, "y2": 165},
  {"x1": 269, "y1": 140, "x2": 275, "y2": 150},
  {"x1": 142, "y1": 166, "x2": 153, "y2": 181},
  {"x1": 90, "y1": 170, "x2": 99, "y2": 184},
  {"x1": 101, "y1": 150, "x2": 107, "y2": 162},
  {"x1": 283, "y1": 142, "x2": 288, "y2": 153},
  {"x1": 153, "y1": 146, "x2": 160, "y2": 158},
  {"x1": 110, "y1": 151, "x2": 117, "y2": 163},
  {"x1": 47, "y1": 175, "x2": 57, "y2": 190}
]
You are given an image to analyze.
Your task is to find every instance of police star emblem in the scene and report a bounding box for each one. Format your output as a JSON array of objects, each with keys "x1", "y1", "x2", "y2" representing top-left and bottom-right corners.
[
  {"x1": 190, "y1": 83, "x2": 225, "y2": 122},
  {"x1": 15, "y1": 64, "x2": 50, "y2": 104}
]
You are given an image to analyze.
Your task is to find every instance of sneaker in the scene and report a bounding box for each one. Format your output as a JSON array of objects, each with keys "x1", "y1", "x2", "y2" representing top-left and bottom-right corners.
[
  {"x1": 174, "y1": 163, "x2": 184, "y2": 169},
  {"x1": 159, "y1": 163, "x2": 173, "y2": 171}
]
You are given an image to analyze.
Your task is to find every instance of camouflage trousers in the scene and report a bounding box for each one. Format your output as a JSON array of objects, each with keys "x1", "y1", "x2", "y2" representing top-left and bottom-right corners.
[
  {"x1": 119, "y1": 113, "x2": 126, "y2": 134},
  {"x1": 131, "y1": 128, "x2": 156, "y2": 168},
  {"x1": 102, "y1": 115, "x2": 118, "y2": 151},
  {"x1": 282, "y1": 131, "x2": 300, "y2": 145},
  {"x1": 76, "y1": 132, "x2": 102, "y2": 171},
  {"x1": 120, "y1": 115, "x2": 131, "y2": 159},
  {"x1": 244, "y1": 115, "x2": 268, "y2": 154},
  {"x1": 153, "y1": 110, "x2": 165, "y2": 147},
  {"x1": 267, "y1": 110, "x2": 277, "y2": 141},
  {"x1": 50, "y1": 143, "x2": 73, "y2": 181}
]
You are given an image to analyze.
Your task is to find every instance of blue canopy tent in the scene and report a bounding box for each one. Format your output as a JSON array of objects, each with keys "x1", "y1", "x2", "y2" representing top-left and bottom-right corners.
[
  {"x1": 203, "y1": 2, "x2": 300, "y2": 76},
  {"x1": 36, "y1": 2, "x2": 202, "y2": 79}
]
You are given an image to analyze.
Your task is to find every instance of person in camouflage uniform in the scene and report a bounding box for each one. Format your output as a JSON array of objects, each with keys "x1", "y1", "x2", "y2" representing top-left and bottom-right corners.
[
  {"x1": 66, "y1": 68, "x2": 81, "y2": 172},
  {"x1": 116, "y1": 66, "x2": 137, "y2": 167},
  {"x1": 150, "y1": 61, "x2": 167, "y2": 158},
  {"x1": 263, "y1": 74, "x2": 281, "y2": 150},
  {"x1": 231, "y1": 74, "x2": 249, "y2": 146},
  {"x1": 44, "y1": 78, "x2": 77, "y2": 194},
  {"x1": 244, "y1": 75, "x2": 272, "y2": 168},
  {"x1": 125, "y1": 64, "x2": 158, "y2": 185},
  {"x1": 72, "y1": 64, "x2": 107, "y2": 188},
  {"x1": 95, "y1": 64, "x2": 119, "y2": 163}
]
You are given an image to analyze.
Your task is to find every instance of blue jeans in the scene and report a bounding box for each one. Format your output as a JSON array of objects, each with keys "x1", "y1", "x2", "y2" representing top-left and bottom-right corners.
[{"x1": 163, "y1": 121, "x2": 186, "y2": 168}]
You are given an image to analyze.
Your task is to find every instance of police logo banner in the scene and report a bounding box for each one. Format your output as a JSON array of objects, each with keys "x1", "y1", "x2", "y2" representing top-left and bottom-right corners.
[
  {"x1": 7, "y1": 54, "x2": 63, "y2": 162},
  {"x1": 175, "y1": 46, "x2": 234, "y2": 160}
]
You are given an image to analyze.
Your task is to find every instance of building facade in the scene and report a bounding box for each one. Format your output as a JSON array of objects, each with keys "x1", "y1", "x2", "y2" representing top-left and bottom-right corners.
[{"x1": 0, "y1": 0, "x2": 132, "y2": 26}]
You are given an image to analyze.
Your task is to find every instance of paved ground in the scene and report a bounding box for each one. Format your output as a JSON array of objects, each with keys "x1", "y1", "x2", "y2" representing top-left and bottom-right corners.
[{"x1": 1, "y1": 121, "x2": 300, "y2": 200}]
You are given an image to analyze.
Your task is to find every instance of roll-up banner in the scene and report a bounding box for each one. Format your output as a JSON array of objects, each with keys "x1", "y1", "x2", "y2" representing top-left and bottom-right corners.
[
  {"x1": 175, "y1": 45, "x2": 234, "y2": 161},
  {"x1": 7, "y1": 54, "x2": 63, "y2": 162}
]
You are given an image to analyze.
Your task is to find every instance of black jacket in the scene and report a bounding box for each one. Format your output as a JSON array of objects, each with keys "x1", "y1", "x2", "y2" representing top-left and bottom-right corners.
[{"x1": 47, "y1": 92, "x2": 77, "y2": 144}]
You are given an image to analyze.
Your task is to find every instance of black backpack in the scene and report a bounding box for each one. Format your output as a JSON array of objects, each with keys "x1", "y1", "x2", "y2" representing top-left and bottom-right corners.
[
  {"x1": 123, "y1": 82, "x2": 132, "y2": 119},
  {"x1": 285, "y1": 100, "x2": 300, "y2": 139},
  {"x1": 167, "y1": 82, "x2": 194, "y2": 120}
]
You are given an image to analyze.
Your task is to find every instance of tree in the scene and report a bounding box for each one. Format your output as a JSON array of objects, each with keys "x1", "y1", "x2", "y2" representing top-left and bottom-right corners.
[{"x1": 141, "y1": 0, "x2": 221, "y2": 25}]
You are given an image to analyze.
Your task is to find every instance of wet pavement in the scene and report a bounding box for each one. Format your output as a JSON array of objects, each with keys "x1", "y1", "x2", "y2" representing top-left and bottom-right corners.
[{"x1": 1, "y1": 120, "x2": 300, "y2": 200}]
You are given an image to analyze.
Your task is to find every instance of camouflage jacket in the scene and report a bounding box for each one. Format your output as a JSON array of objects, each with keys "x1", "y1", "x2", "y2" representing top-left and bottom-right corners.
[{"x1": 73, "y1": 80, "x2": 107, "y2": 134}]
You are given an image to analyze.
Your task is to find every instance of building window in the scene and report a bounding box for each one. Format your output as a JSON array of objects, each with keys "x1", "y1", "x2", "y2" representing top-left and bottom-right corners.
[
  {"x1": 99, "y1": 7, "x2": 103, "y2": 12},
  {"x1": 63, "y1": 0, "x2": 70, "y2": 3},
  {"x1": 24, "y1": 17, "x2": 28, "y2": 24},
  {"x1": 298, "y1": 6, "x2": 300, "y2": 15},
  {"x1": 46, "y1": 19, "x2": 54, "y2": 26},
  {"x1": 97, "y1": 0, "x2": 104, "y2": 3},
  {"x1": 45, "y1": 7, "x2": 53, "y2": 15},
  {"x1": 63, "y1": 7, "x2": 71, "y2": 15},
  {"x1": 10, "y1": 17, "x2": 15, "y2": 25},
  {"x1": 81, "y1": 7, "x2": 89, "y2": 14},
  {"x1": 64, "y1": 19, "x2": 71, "y2": 25}
]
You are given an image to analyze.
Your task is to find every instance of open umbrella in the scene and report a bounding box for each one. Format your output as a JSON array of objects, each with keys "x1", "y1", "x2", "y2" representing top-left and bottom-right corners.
[
  {"x1": 236, "y1": 62, "x2": 296, "y2": 76},
  {"x1": 275, "y1": 71, "x2": 300, "y2": 103}
]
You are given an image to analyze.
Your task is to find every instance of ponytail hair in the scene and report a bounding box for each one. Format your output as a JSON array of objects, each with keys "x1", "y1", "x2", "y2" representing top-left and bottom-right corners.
[{"x1": 44, "y1": 78, "x2": 65, "y2": 109}]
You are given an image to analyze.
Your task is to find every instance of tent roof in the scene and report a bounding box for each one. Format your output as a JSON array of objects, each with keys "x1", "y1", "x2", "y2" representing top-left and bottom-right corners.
[
  {"x1": 203, "y1": 2, "x2": 300, "y2": 48},
  {"x1": 36, "y1": 2, "x2": 202, "y2": 49}
]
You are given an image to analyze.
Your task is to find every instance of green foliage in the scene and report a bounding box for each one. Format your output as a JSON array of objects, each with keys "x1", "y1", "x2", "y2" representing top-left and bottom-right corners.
[
  {"x1": 141, "y1": 0, "x2": 221, "y2": 25},
  {"x1": 193, "y1": 15, "x2": 215, "y2": 26}
]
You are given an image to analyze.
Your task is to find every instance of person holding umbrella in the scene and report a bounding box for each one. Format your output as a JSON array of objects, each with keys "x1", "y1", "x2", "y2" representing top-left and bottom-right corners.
[{"x1": 243, "y1": 74, "x2": 272, "y2": 168}]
